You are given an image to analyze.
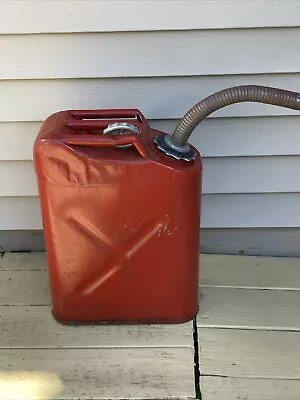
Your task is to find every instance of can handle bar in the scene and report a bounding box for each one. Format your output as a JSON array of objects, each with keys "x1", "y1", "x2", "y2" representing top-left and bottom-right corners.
[
  {"x1": 70, "y1": 109, "x2": 145, "y2": 122},
  {"x1": 61, "y1": 134, "x2": 147, "y2": 159}
]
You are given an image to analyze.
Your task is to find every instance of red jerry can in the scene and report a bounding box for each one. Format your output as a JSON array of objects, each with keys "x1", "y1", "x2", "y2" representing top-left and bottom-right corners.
[{"x1": 34, "y1": 109, "x2": 202, "y2": 324}]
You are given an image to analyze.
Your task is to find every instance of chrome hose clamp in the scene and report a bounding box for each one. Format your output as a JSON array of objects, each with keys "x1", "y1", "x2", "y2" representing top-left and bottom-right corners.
[{"x1": 154, "y1": 134, "x2": 196, "y2": 161}]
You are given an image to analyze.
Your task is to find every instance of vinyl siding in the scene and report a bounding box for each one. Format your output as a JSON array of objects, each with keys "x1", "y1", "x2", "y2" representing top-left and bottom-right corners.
[{"x1": 1, "y1": 0, "x2": 300, "y2": 252}]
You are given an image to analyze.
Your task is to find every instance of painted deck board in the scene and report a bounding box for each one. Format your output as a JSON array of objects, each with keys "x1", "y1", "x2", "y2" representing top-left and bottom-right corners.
[
  {"x1": 200, "y1": 254, "x2": 300, "y2": 289},
  {"x1": 0, "y1": 348, "x2": 194, "y2": 399},
  {"x1": 0, "y1": 284, "x2": 299, "y2": 349},
  {"x1": 0, "y1": 270, "x2": 50, "y2": 305},
  {"x1": 199, "y1": 287, "x2": 300, "y2": 330},
  {"x1": 199, "y1": 328, "x2": 300, "y2": 379},
  {"x1": 0, "y1": 252, "x2": 47, "y2": 271},
  {"x1": 0, "y1": 305, "x2": 192, "y2": 349},
  {"x1": 201, "y1": 376, "x2": 300, "y2": 400},
  {"x1": 1, "y1": 270, "x2": 299, "y2": 330},
  {"x1": 2, "y1": 252, "x2": 300, "y2": 288},
  {"x1": 1, "y1": 253, "x2": 299, "y2": 399}
]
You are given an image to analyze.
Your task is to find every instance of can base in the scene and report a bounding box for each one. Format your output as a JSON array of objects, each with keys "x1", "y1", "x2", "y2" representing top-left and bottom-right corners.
[{"x1": 52, "y1": 308, "x2": 198, "y2": 326}]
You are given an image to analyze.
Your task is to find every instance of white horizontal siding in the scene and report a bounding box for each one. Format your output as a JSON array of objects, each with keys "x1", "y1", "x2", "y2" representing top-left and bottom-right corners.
[
  {"x1": 1, "y1": 74, "x2": 300, "y2": 122},
  {"x1": 203, "y1": 157, "x2": 300, "y2": 194},
  {"x1": 3, "y1": 194, "x2": 300, "y2": 230},
  {"x1": 0, "y1": 197, "x2": 42, "y2": 230},
  {"x1": 0, "y1": 122, "x2": 38, "y2": 160},
  {"x1": 194, "y1": 193, "x2": 300, "y2": 229},
  {"x1": 2, "y1": 28, "x2": 300, "y2": 79},
  {"x1": 155, "y1": 116, "x2": 300, "y2": 158},
  {"x1": 1, "y1": 116, "x2": 300, "y2": 161},
  {"x1": 1, "y1": 1, "x2": 300, "y2": 34},
  {"x1": 1, "y1": 0, "x2": 300, "y2": 241},
  {"x1": 3, "y1": 157, "x2": 300, "y2": 197}
]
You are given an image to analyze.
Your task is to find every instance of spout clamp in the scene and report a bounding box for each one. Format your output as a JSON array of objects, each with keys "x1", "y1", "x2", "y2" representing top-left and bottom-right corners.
[{"x1": 154, "y1": 134, "x2": 196, "y2": 161}]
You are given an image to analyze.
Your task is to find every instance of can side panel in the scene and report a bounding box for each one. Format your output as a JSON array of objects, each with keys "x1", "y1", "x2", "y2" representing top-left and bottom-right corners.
[{"x1": 39, "y1": 163, "x2": 200, "y2": 324}]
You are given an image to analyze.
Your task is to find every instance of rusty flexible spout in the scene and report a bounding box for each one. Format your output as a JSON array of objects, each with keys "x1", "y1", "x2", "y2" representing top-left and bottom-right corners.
[{"x1": 154, "y1": 85, "x2": 300, "y2": 161}]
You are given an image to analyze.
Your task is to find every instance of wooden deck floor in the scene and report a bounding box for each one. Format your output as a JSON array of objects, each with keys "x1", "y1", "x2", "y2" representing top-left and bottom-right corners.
[{"x1": 0, "y1": 253, "x2": 300, "y2": 399}]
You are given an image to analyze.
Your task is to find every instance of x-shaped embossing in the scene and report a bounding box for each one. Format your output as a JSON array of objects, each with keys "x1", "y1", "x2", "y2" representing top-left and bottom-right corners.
[{"x1": 67, "y1": 214, "x2": 166, "y2": 301}]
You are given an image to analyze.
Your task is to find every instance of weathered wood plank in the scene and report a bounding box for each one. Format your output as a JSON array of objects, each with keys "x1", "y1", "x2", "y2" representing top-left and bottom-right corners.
[
  {"x1": 3, "y1": 328, "x2": 298, "y2": 387},
  {"x1": 0, "y1": 231, "x2": 45, "y2": 252},
  {"x1": 0, "y1": 284, "x2": 299, "y2": 349},
  {"x1": 0, "y1": 306, "x2": 191, "y2": 348},
  {"x1": 0, "y1": 288, "x2": 299, "y2": 336},
  {"x1": 0, "y1": 371, "x2": 63, "y2": 400},
  {"x1": 199, "y1": 328, "x2": 300, "y2": 379},
  {"x1": 0, "y1": 348, "x2": 194, "y2": 399},
  {"x1": 0, "y1": 271, "x2": 50, "y2": 305},
  {"x1": 1, "y1": 266, "x2": 299, "y2": 330},
  {"x1": 1, "y1": 74, "x2": 300, "y2": 122},
  {"x1": 2, "y1": 116, "x2": 300, "y2": 161},
  {"x1": 1, "y1": 252, "x2": 300, "y2": 398},
  {"x1": 201, "y1": 376, "x2": 300, "y2": 400},
  {"x1": 199, "y1": 287, "x2": 300, "y2": 330},
  {"x1": 200, "y1": 254, "x2": 300, "y2": 289},
  {"x1": 0, "y1": 252, "x2": 47, "y2": 271},
  {"x1": 2, "y1": 28, "x2": 300, "y2": 79},
  {"x1": 1, "y1": 1, "x2": 299, "y2": 34},
  {"x1": 2, "y1": 253, "x2": 300, "y2": 288}
]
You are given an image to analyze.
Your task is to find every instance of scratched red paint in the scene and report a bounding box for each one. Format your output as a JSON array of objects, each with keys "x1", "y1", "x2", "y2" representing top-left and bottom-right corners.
[{"x1": 34, "y1": 109, "x2": 202, "y2": 324}]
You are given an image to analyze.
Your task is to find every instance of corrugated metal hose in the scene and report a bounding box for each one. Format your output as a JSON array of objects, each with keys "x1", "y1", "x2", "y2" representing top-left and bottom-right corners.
[{"x1": 171, "y1": 85, "x2": 300, "y2": 147}]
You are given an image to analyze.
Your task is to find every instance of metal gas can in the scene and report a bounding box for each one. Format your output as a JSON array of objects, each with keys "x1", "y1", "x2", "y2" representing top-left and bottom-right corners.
[{"x1": 34, "y1": 109, "x2": 202, "y2": 324}]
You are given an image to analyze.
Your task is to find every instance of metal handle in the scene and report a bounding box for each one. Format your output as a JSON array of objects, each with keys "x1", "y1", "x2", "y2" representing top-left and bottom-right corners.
[
  {"x1": 63, "y1": 110, "x2": 148, "y2": 158},
  {"x1": 61, "y1": 134, "x2": 147, "y2": 159},
  {"x1": 70, "y1": 109, "x2": 145, "y2": 122},
  {"x1": 66, "y1": 119, "x2": 142, "y2": 131}
]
